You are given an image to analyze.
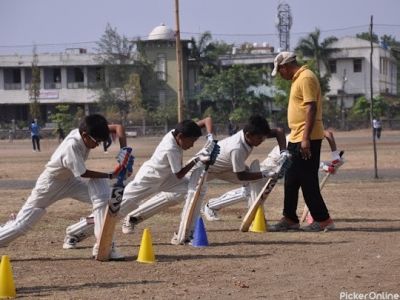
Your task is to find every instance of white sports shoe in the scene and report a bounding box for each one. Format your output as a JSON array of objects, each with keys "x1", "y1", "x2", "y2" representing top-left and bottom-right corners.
[
  {"x1": 203, "y1": 204, "x2": 220, "y2": 221},
  {"x1": 170, "y1": 232, "x2": 192, "y2": 245},
  {"x1": 121, "y1": 216, "x2": 138, "y2": 234},
  {"x1": 92, "y1": 243, "x2": 125, "y2": 261},
  {"x1": 63, "y1": 235, "x2": 78, "y2": 249}
]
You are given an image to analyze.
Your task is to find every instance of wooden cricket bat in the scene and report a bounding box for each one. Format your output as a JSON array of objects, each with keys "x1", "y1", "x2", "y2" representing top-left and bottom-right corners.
[
  {"x1": 176, "y1": 165, "x2": 209, "y2": 244},
  {"x1": 240, "y1": 177, "x2": 277, "y2": 232},
  {"x1": 96, "y1": 148, "x2": 132, "y2": 261},
  {"x1": 240, "y1": 157, "x2": 291, "y2": 232}
]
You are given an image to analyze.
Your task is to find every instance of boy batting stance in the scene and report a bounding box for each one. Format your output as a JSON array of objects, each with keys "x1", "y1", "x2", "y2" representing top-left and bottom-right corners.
[
  {"x1": 62, "y1": 117, "x2": 218, "y2": 249},
  {"x1": 204, "y1": 130, "x2": 344, "y2": 225},
  {"x1": 0, "y1": 114, "x2": 133, "y2": 261}
]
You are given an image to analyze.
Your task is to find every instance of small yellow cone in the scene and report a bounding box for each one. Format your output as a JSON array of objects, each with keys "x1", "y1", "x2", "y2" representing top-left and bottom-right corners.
[
  {"x1": 0, "y1": 255, "x2": 16, "y2": 299},
  {"x1": 250, "y1": 206, "x2": 267, "y2": 233},
  {"x1": 136, "y1": 228, "x2": 155, "y2": 264}
]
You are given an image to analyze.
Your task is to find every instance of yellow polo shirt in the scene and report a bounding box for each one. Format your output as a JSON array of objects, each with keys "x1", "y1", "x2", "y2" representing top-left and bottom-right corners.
[{"x1": 287, "y1": 65, "x2": 324, "y2": 143}]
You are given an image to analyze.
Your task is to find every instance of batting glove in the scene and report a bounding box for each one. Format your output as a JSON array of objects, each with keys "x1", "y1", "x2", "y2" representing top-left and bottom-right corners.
[
  {"x1": 117, "y1": 147, "x2": 132, "y2": 167},
  {"x1": 206, "y1": 133, "x2": 214, "y2": 142}
]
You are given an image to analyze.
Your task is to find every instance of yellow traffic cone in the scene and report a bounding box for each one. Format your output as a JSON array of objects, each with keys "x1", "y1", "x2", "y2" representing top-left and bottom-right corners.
[
  {"x1": 250, "y1": 206, "x2": 267, "y2": 233},
  {"x1": 136, "y1": 228, "x2": 155, "y2": 264},
  {"x1": 0, "y1": 255, "x2": 16, "y2": 299}
]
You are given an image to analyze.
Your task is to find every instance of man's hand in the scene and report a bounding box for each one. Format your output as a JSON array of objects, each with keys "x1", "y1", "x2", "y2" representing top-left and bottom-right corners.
[{"x1": 300, "y1": 139, "x2": 311, "y2": 160}]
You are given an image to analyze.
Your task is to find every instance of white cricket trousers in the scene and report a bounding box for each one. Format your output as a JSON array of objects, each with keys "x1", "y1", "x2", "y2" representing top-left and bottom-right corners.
[
  {"x1": 0, "y1": 170, "x2": 110, "y2": 247},
  {"x1": 119, "y1": 164, "x2": 189, "y2": 217}
]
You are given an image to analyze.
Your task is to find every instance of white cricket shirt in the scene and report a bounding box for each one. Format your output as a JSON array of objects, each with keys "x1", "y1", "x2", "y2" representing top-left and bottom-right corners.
[
  {"x1": 142, "y1": 130, "x2": 183, "y2": 179},
  {"x1": 45, "y1": 129, "x2": 89, "y2": 179},
  {"x1": 209, "y1": 130, "x2": 252, "y2": 173}
]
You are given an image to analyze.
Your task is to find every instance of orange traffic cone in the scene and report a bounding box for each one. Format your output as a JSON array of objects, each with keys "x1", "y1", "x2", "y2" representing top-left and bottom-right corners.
[
  {"x1": 250, "y1": 206, "x2": 267, "y2": 233},
  {"x1": 136, "y1": 228, "x2": 155, "y2": 264},
  {"x1": 0, "y1": 255, "x2": 16, "y2": 299}
]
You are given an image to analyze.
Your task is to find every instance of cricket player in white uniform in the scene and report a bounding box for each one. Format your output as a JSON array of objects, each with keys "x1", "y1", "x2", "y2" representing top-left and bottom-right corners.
[
  {"x1": 203, "y1": 130, "x2": 344, "y2": 222},
  {"x1": 170, "y1": 115, "x2": 288, "y2": 243},
  {"x1": 62, "y1": 117, "x2": 217, "y2": 247},
  {"x1": 0, "y1": 114, "x2": 132, "y2": 260}
]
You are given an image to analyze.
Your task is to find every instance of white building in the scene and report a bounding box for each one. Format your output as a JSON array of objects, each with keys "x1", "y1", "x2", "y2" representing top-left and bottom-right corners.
[
  {"x1": 0, "y1": 24, "x2": 191, "y2": 124},
  {"x1": 0, "y1": 48, "x2": 100, "y2": 122},
  {"x1": 324, "y1": 36, "x2": 397, "y2": 108}
]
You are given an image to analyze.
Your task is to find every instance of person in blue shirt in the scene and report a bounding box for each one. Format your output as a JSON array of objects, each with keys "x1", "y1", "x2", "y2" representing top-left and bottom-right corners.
[{"x1": 29, "y1": 120, "x2": 41, "y2": 152}]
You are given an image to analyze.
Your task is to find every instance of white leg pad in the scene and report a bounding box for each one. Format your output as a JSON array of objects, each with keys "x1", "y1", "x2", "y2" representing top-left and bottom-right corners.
[
  {"x1": 65, "y1": 215, "x2": 94, "y2": 242},
  {"x1": 125, "y1": 191, "x2": 184, "y2": 224},
  {"x1": 88, "y1": 178, "x2": 111, "y2": 241},
  {"x1": 248, "y1": 160, "x2": 267, "y2": 207},
  {"x1": 207, "y1": 186, "x2": 248, "y2": 210}
]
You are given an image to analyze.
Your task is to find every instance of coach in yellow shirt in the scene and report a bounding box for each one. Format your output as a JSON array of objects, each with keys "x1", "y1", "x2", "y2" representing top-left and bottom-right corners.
[{"x1": 269, "y1": 52, "x2": 334, "y2": 232}]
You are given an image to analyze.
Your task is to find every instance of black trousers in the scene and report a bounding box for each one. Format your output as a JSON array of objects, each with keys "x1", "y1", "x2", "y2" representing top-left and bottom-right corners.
[
  {"x1": 283, "y1": 139, "x2": 330, "y2": 222},
  {"x1": 32, "y1": 135, "x2": 40, "y2": 151}
]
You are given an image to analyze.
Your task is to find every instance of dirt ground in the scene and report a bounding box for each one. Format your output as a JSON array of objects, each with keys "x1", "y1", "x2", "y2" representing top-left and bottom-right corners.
[{"x1": 0, "y1": 129, "x2": 399, "y2": 300}]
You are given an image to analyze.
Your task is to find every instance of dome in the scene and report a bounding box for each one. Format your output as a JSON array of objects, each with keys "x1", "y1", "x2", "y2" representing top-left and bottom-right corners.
[{"x1": 148, "y1": 23, "x2": 175, "y2": 41}]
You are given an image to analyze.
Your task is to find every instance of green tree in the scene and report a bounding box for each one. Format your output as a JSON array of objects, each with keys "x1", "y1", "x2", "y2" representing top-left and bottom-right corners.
[
  {"x1": 198, "y1": 65, "x2": 267, "y2": 121},
  {"x1": 94, "y1": 24, "x2": 157, "y2": 125},
  {"x1": 295, "y1": 28, "x2": 339, "y2": 75},
  {"x1": 356, "y1": 32, "x2": 379, "y2": 43},
  {"x1": 29, "y1": 46, "x2": 41, "y2": 120},
  {"x1": 349, "y1": 96, "x2": 388, "y2": 122},
  {"x1": 50, "y1": 104, "x2": 75, "y2": 134}
]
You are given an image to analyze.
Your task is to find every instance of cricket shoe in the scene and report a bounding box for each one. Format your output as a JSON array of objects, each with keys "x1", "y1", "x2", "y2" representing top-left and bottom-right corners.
[
  {"x1": 302, "y1": 218, "x2": 335, "y2": 232},
  {"x1": 170, "y1": 232, "x2": 193, "y2": 245},
  {"x1": 63, "y1": 235, "x2": 79, "y2": 249},
  {"x1": 92, "y1": 243, "x2": 125, "y2": 261},
  {"x1": 268, "y1": 217, "x2": 300, "y2": 232},
  {"x1": 121, "y1": 216, "x2": 139, "y2": 234},
  {"x1": 203, "y1": 204, "x2": 220, "y2": 221}
]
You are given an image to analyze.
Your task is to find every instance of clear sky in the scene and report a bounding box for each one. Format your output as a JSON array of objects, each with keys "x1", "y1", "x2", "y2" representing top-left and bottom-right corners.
[{"x1": 0, "y1": 0, "x2": 399, "y2": 54}]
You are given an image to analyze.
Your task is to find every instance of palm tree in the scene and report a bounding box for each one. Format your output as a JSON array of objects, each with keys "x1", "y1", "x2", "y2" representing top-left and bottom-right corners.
[{"x1": 295, "y1": 28, "x2": 339, "y2": 75}]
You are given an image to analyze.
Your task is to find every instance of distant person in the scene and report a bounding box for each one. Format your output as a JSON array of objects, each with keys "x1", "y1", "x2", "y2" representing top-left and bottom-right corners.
[
  {"x1": 373, "y1": 118, "x2": 382, "y2": 139},
  {"x1": 29, "y1": 120, "x2": 41, "y2": 152},
  {"x1": 8, "y1": 129, "x2": 14, "y2": 143},
  {"x1": 56, "y1": 125, "x2": 65, "y2": 143}
]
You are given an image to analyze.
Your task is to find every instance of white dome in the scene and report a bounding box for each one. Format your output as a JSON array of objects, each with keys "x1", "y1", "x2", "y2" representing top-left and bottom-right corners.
[{"x1": 148, "y1": 24, "x2": 175, "y2": 40}]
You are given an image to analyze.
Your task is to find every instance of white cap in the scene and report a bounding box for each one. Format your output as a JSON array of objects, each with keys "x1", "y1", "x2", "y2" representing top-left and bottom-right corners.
[{"x1": 271, "y1": 51, "x2": 296, "y2": 76}]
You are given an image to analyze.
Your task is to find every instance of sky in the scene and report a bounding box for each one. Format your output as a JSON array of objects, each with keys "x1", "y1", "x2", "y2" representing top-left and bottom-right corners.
[{"x1": 0, "y1": 0, "x2": 399, "y2": 54}]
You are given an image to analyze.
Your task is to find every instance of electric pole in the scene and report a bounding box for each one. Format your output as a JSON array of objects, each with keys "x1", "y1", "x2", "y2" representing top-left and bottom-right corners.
[{"x1": 174, "y1": 0, "x2": 184, "y2": 121}]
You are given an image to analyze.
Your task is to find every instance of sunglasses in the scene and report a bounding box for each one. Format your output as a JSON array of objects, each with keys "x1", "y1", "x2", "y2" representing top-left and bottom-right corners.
[{"x1": 86, "y1": 133, "x2": 102, "y2": 145}]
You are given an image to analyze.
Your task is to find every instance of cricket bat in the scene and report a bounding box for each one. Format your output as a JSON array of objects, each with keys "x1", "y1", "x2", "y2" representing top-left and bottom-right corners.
[
  {"x1": 175, "y1": 142, "x2": 220, "y2": 244},
  {"x1": 96, "y1": 148, "x2": 132, "y2": 261},
  {"x1": 175, "y1": 165, "x2": 209, "y2": 244},
  {"x1": 299, "y1": 150, "x2": 344, "y2": 223},
  {"x1": 240, "y1": 157, "x2": 291, "y2": 232}
]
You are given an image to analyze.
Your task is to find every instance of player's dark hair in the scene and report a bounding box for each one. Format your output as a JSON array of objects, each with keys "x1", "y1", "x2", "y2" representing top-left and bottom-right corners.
[
  {"x1": 79, "y1": 114, "x2": 110, "y2": 141},
  {"x1": 243, "y1": 115, "x2": 270, "y2": 136},
  {"x1": 173, "y1": 120, "x2": 202, "y2": 138}
]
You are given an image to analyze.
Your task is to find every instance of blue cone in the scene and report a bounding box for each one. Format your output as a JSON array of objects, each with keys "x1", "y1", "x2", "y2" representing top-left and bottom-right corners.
[{"x1": 191, "y1": 216, "x2": 209, "y2": 247}]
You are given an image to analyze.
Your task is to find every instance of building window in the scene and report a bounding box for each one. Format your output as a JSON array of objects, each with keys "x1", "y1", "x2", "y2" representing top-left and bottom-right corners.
[
  {"x1": 353, "y1": 59, "x2": 362, "y2": 73},
  {"x1": 67, "y1": 67, "x2": 85, "y2": 88},
  {"x1": 3, "y1": 68, "x2": 21, "y2": 90},
  {"x1": 156, "y1": 53, "x2": 167, "y2": 81},
  {"x1": 328, "y1": 60, "x2": 336, "y2": 73},
  {"x1": 44, "y1": 67, "x2": 61, "y2": 89},
  {"x1": 87, "y1": 67, "x2": 104, "y2": 88}
]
